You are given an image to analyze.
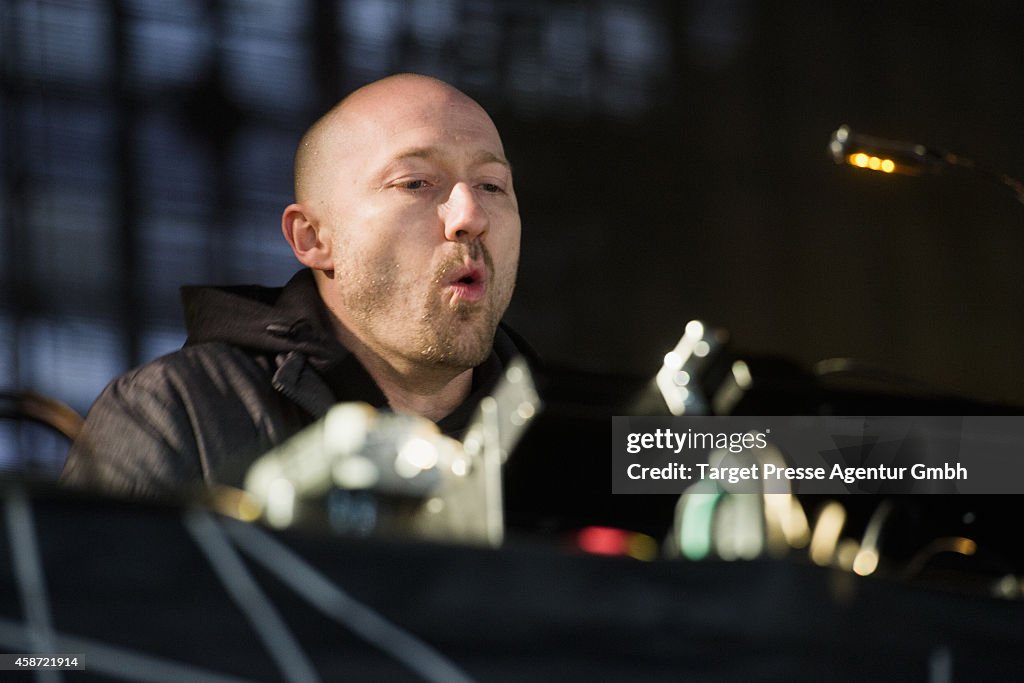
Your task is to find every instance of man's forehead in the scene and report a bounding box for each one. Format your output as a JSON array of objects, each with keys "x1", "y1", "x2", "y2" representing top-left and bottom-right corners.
[
  {"x1": 305, "y1": 77, "x2": 509, "y2": 186},
  {"x1": 334, "y1": 109, "x2": 509, "y2": 177},
  {"x1": 355, "y1": 99, "x2": 501, "y2": 144}
]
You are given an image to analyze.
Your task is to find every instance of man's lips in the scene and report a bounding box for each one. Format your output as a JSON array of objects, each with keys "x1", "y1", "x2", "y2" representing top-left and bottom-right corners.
[{"x1": 445, "y1": 264, "x2": 487, "y2": 303}]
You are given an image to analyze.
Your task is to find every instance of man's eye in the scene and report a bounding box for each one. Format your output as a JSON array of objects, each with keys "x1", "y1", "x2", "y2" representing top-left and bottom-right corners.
[
  {"x1": 479, "y1": 183, "x2": 503, "y2": 193},
  {"x1": 402, "y1": 179, "x2": 429, "y2": 190}
]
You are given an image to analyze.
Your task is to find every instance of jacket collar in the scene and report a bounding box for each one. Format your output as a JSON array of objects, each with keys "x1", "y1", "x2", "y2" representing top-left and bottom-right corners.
[{"x1": 182, "y1": 269, "x2": 350, "y2": 370}]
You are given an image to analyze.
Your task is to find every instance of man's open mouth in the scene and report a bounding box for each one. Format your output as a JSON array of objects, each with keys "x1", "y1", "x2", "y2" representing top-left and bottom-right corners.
[{"x1": 447, "y1": 266, "x2": 487, "y2": 303}]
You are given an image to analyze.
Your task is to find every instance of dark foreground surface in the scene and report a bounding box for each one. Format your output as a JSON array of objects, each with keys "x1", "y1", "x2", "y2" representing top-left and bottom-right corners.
[{"x1": 1, "y1": 483, "x2": 1022, "y2": 682}]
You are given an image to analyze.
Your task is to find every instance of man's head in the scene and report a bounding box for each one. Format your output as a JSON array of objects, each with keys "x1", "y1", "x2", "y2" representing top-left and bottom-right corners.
[{"x1": 282, "y1": 74, "x2": 520, "y2": 376}]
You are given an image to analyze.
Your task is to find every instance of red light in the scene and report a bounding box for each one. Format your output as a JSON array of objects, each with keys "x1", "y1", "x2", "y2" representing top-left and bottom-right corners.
[{"x1": 577, "y1": 526, "x2": 630, "y2": 556}]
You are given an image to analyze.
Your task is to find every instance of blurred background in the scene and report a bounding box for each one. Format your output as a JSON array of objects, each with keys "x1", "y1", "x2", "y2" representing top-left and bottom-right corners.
[{"x1": 2, "y1": 0, "x2": 1023, "y2": 474}]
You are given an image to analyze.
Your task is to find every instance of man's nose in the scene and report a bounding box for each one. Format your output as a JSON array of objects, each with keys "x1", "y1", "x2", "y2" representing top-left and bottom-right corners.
[{"x1": 442, "y1": 182, "x2": 488, "y2": 243}]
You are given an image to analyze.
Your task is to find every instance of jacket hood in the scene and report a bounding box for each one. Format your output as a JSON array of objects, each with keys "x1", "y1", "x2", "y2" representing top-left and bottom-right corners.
[{"x1": 181, "y1": 269, "x2": 349, "y2": 365}]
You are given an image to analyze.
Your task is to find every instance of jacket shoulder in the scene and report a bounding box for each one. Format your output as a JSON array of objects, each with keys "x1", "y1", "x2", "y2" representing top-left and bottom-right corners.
[{"x1": 62, "y1": 343, "x2": 301, "y2": 497}]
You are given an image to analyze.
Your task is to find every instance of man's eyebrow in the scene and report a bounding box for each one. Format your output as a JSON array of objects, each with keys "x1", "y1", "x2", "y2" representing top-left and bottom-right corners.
[
  {"x1": 472, "y1": 150, "x2": 512, "y2": 169},
  {"x1": 390, "y1": 146, "x2": 511, "y2": 169}
]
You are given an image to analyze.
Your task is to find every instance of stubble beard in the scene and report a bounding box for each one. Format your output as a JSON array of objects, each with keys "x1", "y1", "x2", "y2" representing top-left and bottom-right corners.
[{"x1": 337, "y1": 241, "x2": 515, "y2": 371}]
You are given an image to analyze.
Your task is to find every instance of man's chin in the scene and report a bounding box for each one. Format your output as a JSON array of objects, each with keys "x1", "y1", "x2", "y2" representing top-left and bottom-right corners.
[
  {"x1": 417, "y1": 323, "x2": 496, "y2": 369},
  {"x1": 423, "y1": 341, "x2": 492, "y2": 369}
]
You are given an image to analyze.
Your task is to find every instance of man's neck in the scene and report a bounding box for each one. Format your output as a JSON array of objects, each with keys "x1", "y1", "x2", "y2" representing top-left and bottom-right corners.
[
  {"x1": 333, "y1": 323, "x2": 474, "y2": 423},
  {"x1": 369, "y1": 362, "x2": 474, "y2": 423}
]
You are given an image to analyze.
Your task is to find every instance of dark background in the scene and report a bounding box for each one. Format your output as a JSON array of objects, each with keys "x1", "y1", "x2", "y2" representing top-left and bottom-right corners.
[{"x1": 3, "y1": 0, "x2": 1024, "y2": 472}]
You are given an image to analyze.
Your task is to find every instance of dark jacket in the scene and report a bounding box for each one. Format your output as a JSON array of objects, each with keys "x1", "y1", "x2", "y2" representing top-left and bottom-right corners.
[{"x1": 61, "y1": 269, "x2": 529, "y2": 498}]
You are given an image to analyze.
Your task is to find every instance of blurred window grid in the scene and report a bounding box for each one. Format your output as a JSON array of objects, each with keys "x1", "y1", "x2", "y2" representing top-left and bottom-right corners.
[{"x1": 0, "y1": 0, "x2": 669, "y2": 474}]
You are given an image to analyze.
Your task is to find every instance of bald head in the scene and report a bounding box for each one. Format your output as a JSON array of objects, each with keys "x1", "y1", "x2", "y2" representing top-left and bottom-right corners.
[{"x1": 293, "y1": 74, "x2": 499, "y2": 203}]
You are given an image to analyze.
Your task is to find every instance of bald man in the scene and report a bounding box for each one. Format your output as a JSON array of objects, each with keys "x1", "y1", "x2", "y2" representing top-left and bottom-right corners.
[{"x1": 62, "y1": 74, "x2": 531, "y2": 498}]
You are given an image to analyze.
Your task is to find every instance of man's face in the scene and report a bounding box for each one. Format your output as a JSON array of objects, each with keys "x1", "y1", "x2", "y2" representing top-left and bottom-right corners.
[{"x1": 318, "y1": 84, "x2": 520, "y2": 371}]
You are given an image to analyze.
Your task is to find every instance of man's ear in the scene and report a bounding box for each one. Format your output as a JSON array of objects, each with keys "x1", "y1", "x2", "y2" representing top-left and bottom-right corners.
[{"x1": 282, "y1": 203, "x2": 333, "y2": 272}]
